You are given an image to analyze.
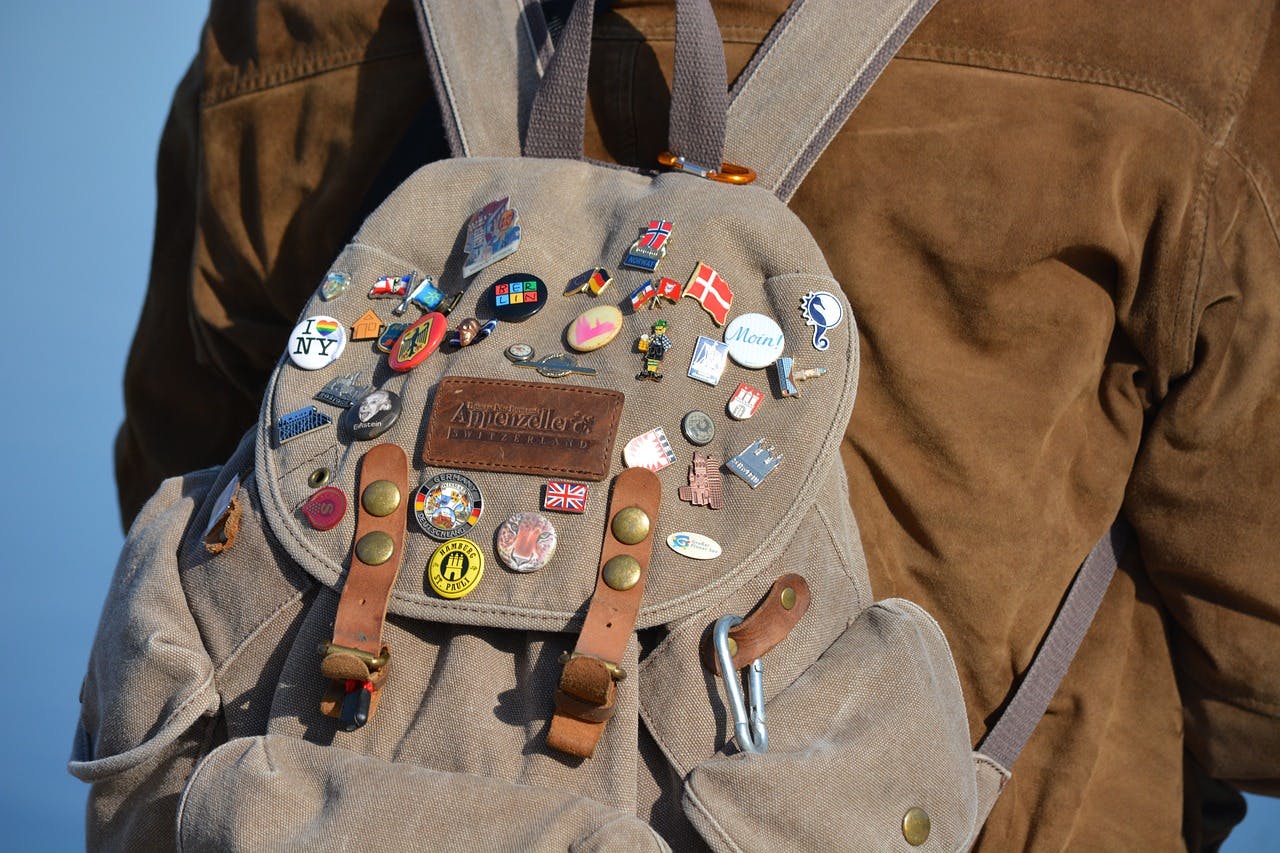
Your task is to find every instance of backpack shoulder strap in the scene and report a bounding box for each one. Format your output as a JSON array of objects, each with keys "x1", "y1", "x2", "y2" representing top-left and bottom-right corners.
[
  {"x1": 724, "y1": 0, "x2": 939, "y2": 200},
  {"x1": 413, "y1": 0, "x2": 552, "y2": 158}
]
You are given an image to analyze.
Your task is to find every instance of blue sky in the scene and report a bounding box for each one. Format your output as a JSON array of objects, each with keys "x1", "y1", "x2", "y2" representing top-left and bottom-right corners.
[{"x1": 0, "y1": 2, "x2": 1274, "y2": 849}]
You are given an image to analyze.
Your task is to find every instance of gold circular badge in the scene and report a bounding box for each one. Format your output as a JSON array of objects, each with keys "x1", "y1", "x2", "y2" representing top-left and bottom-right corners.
[{"x1": 427, "y1": 539, "x2": 485, "y2": 600}]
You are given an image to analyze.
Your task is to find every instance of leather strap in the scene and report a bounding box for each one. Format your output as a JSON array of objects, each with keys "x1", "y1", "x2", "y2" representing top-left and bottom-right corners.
[
  {"x1": 547, "y1": 467, "x2": 662, "y2": 758},
  {"x1": 702, "y1": 573, "x2": 810, "y2": 674},
  {"x1": 319, "y1": 443, "x2": 409, "y2": 724},
  {"x1": 977, "y1": 521, "x2": 1131, "y2": 769}
]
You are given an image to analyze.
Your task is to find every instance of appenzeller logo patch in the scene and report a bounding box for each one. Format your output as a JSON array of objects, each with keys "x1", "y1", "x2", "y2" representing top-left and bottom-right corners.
[{"x1": 423, "y1": 377, "x2": 624, "y2": 481}]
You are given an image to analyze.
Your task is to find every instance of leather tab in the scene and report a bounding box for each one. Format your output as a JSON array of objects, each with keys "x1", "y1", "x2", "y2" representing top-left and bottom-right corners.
[
  {"x1": 321, "y1": 444, "x2": 409, "y2": 725},
  {"x1": 547, "y1": 468, "x2": 661, "y2": 758},
  {"x1": 703, "y1": 573, "x2": 811, "y2": 674}
]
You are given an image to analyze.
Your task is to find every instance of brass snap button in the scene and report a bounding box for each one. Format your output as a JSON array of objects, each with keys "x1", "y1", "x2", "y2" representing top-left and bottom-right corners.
[
  {"x1": 780, "y1": 586, "x2": 797, "y2": 610},
  {"x1": 602, "y1": 555, "x2": 641, "y2": 591},
  {"x1": 355, "y1": 531, "x2": 395, "y2": 566},
  {"x1": 611, "y1": 506, "x2": 650, "y2": 545},
  {"x1": 361, "y1": 480, "x2": 401, "y2": 517},
  {"x1": 902, "y1": 807, "x2": 931, "y2": 846}
]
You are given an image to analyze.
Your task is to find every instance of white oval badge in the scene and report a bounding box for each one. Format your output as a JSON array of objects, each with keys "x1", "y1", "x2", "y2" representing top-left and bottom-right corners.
[
  {"x1": 288, "y1": 315, "x2": 347, "y2": 370},
  {"x1": 666, "y1": 531, "x2": 722, "y2": 560},
  {"x1": 723, "y1": 312, "x2": 785, "y2": 369}
]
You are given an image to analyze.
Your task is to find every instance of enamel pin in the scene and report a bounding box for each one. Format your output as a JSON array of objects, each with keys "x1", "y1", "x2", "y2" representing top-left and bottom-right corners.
[
  {"x1": 679, "y1": 451, "x2": 724, "y2": 510},
  {"x1": 544, "y1": 481, "x2": 588, "y2": 514},
  {"x1": 351, "y1": 309, "x2": 384, "y2": 341},
  {"x1": 565, "y1": 267, "x2": 613, "y2": 297},
  {"x1": 726, "y1": 439, "x2": 782, "y2": 488},
  {"x1": 463, "y1": 197, "x2": 521, "y2": 277},
  {"x1": 637, "y1": 320, "x2": 672, "y2": 381},
  {"x1": 395, "y1": 275, "x2": 444, "y2": 315},
  {"x1": 315, "y1": 372, "x2": 368, "y2": 408},
  {"x1": 624, "y1": 427, "x2": 677, "y2": 472},
  {"x1": 623, "y1": 220, "x2": 673, "y2": 271},
  {"x1": 370, "y1": 273, "x2": 412, "y2": 299},
  {"x1": 727, "y1": 382, "x2": 764, "y2": 420},
  {"x1": 376, "y1": 323, "x2": 408, "y2": 353},
  {"x1": 682, "y1": 262, "x2": 734, "y2": 326},
  {"x1": 800, "y1": 290, "x2": 844, "y2": 351},
  {"x1": 276, "y1": 405, "x2": 333, "y2": 444},
  {"x1": 319, "y1": 271, "x2": 350, "y2": 301},
  {"x1": 774, "y1": 357, "x2": 827, "y2": 397},
  {"x1": 688, "y1": 335, "x2": 729, "y2": 385},
  {"x1": 414, "y1": 473, "x2": 484, "y2": 540}
]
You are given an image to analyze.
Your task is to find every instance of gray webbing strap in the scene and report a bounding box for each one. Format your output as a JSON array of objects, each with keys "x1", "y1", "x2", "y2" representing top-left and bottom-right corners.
[
  {"x1": 414, "y1": 0, "x2": 551, "y2": 158},
  {"x1": 977, "y1": 522, "x2": 1132, "y2": 769},
  {"x1": 724, "y1": 0, "x2": 939, "y2": 200},
  {"x1": 524, "y1": 0, "x2": 728, "y2": 168}
]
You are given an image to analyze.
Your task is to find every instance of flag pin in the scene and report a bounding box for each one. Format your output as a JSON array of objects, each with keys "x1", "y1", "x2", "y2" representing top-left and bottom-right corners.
[{"x1": 623, "y1": 220, "x2": 673, "y2": 272}]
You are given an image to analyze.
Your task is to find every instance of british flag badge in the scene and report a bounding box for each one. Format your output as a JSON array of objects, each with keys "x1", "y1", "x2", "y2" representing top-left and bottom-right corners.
[
  {"x1": 623, "y1": 220, "x2": 673, "y2": 272},
  {"x1": 544, "y1": 480, "x2": 588, "y2": 514},
  {"x1": 623, "y1": 427, "x2": 677, "y2": 472}
]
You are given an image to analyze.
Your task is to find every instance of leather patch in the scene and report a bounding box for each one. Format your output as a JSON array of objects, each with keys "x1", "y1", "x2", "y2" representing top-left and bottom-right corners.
[{"x1": 423, "y1": 377, "x2": 623, "y2": 481}]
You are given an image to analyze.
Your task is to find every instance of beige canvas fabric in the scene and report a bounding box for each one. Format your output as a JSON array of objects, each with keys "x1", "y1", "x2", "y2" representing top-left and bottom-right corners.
[{"x1": 75, "y1": 156, "x2": 1007, "y2": 849}]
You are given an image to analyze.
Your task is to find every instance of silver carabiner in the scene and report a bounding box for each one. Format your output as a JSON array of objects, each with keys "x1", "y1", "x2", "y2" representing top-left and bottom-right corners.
[{"x1": 712, "y1": 614, "x2": 768, "y2": 754}]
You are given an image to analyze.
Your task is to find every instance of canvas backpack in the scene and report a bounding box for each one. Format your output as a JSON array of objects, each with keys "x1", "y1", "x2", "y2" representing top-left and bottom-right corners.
[{"x1": 72, "y1": 1, "x2": 1128, "y2": 849}]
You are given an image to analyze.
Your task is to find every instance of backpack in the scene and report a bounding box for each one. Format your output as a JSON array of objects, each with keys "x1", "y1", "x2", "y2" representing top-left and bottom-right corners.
[{"x1": 72, "y1": 1, "x2": 1126, "y2": 849}]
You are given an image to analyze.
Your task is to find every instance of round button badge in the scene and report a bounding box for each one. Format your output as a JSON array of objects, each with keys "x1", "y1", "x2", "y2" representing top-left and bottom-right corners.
[
  {"x1": 428, "y1": 539, "x2": 485, "y2": 599},
  {"x1": 723, "y1": 313, "x2": 785, "y2": 369},
  {"x1": 413, "y1": 473, "x2": 484, "y2": 540},
  {"x1": 566, "y1": 305, "x2": 623, "y2": 352},
  {"x1": 681, "y1": 411, "x2": 715, "y2": 446},
  {"x1": 488, "y1": 273, "x2": 547, "y2": 322},
  {"x1": 495, "y1": 512, "x2": 558, "y2": 573},
  {"x1": 345, "y1": 389, "x2": 402, "y2": 440},
  {"x1": 288, "y1": 315, "x2": 347, "y2": 370},
  {"x1": 388, "y1": 312, "x2": 447, "y2": 372}
]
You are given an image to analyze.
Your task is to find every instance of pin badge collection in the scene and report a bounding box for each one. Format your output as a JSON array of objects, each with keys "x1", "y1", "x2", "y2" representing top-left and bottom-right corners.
[{"x1": 282, "y1": 196, "x2": 844, "y2": 603}]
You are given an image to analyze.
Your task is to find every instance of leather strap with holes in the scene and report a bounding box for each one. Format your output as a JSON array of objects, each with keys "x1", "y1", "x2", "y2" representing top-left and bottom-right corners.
[
  {"x1": 319, "y1": 443, "x2": 408, "y2": 723},
  {"x1": 547, "y1": 467, "x2": 662, "y2": 759},
  {"x1": 702, "y1": 573, "x2": 811, "y2": 674}
]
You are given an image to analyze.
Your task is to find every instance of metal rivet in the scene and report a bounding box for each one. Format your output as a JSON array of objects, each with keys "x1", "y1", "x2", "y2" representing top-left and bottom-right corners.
[
  {"x1": 361, "y1": 480, "x2": 401, "y2": 517},
  {"x1": 611, "y1": 506, "x2": 650, "y2": 545},
  {"x1": 902, "y1": 807, "x2": 931, "y2": 846},
  {"x1": 602, "y1": 555, "x2": 641, "y2": 591},
  {"x1": 308, "y1": 467, "x2": 332, "y2": 488},
  {"x1": 780, "y1": 586, "x2": 797, "y2": 610},
  {"x1": 355, "y1": 531, "x2": 395, "y2": 566}
]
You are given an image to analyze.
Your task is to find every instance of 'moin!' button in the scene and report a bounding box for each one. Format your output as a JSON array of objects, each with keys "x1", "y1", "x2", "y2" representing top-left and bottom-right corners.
[{"x1": 427, "y1": 539, "x2": 485, "y2": 600}]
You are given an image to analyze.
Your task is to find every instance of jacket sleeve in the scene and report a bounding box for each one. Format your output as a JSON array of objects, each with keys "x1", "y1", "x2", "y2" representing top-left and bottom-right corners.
[
  {"x1": 1124, "y1": 51, "x2": 1280, "y2": 794},
  {"x1": 115, "y1": 0, "x2": 442, "y2": 529}
]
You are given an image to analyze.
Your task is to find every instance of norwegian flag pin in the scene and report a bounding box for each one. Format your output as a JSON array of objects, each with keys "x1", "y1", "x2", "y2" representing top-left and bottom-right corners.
[
  {"x1": 623, "y1": 220, "x2": 673, "y2": 272},
  {"x1": 544, "y1": 480, "x2": 588, "y2": 514}
]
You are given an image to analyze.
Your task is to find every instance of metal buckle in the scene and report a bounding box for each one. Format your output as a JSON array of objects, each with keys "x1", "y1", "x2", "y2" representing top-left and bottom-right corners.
[
  {"x1": 558, "y1": 651, "x2": 628, "y2": 682},
  {"x1": 712, "y1": 614, "x2": 768, "y2": 754},
  {"x1": 316, "y1": 642, "x2": 389, "y2": 672}
]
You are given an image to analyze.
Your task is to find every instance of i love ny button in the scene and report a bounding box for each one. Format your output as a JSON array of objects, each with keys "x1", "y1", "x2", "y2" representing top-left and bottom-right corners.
[{"x1": 289, "y1": 315, "x2": 347, "y2": 370}]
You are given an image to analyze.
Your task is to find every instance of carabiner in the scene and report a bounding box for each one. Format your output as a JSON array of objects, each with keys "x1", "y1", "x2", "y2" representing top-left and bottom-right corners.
[{"x1": 712, "y1": 614, "x2": 768, "y2": 754}]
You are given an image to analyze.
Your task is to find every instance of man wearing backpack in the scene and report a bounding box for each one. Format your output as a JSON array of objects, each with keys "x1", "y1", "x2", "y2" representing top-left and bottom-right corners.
[{"x1": 94, "y1": 0, "x2": 1280, "y2": 848}]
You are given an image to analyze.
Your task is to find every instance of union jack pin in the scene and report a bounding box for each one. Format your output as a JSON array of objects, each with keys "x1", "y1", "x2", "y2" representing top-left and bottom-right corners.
[
  {"x1": 544, "y1": 480, "x2": 588, "y2": 514},
  {"x1": 623, "y1": 220, "x2": 673, "y2": 272}
]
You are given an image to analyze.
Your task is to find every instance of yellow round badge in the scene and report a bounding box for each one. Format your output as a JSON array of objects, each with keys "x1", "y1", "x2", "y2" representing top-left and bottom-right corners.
[{"x1": 427, "y1": 539, "x2": 485, "y2": 599}]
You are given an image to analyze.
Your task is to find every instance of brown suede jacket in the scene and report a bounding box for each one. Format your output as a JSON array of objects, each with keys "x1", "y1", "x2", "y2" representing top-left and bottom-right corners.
[{"x1": 116, "y1": 0, "x2": 1280, "y2": 847}]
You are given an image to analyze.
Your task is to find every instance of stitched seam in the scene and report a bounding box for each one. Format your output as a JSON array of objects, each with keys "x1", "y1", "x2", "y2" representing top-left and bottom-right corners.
[
  {"x1": 214, "y1": 588, "x2": 307, "y2": 676},
  {"x1": 900, "y1": 41, "x2": 1211, "y2": 131},
  {"x1": 683, "y1": 783, "x2": 746, "y2": 853},
  {"x1": 1223, "y1": 146, "x2": 1280, "y2": 254},
  {"x1": 201, "y1": 45, "x2": 422, "y2": 108},
  {"x1": 1173, "y1": 0, "x2": 1274, "y2": 376}
]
